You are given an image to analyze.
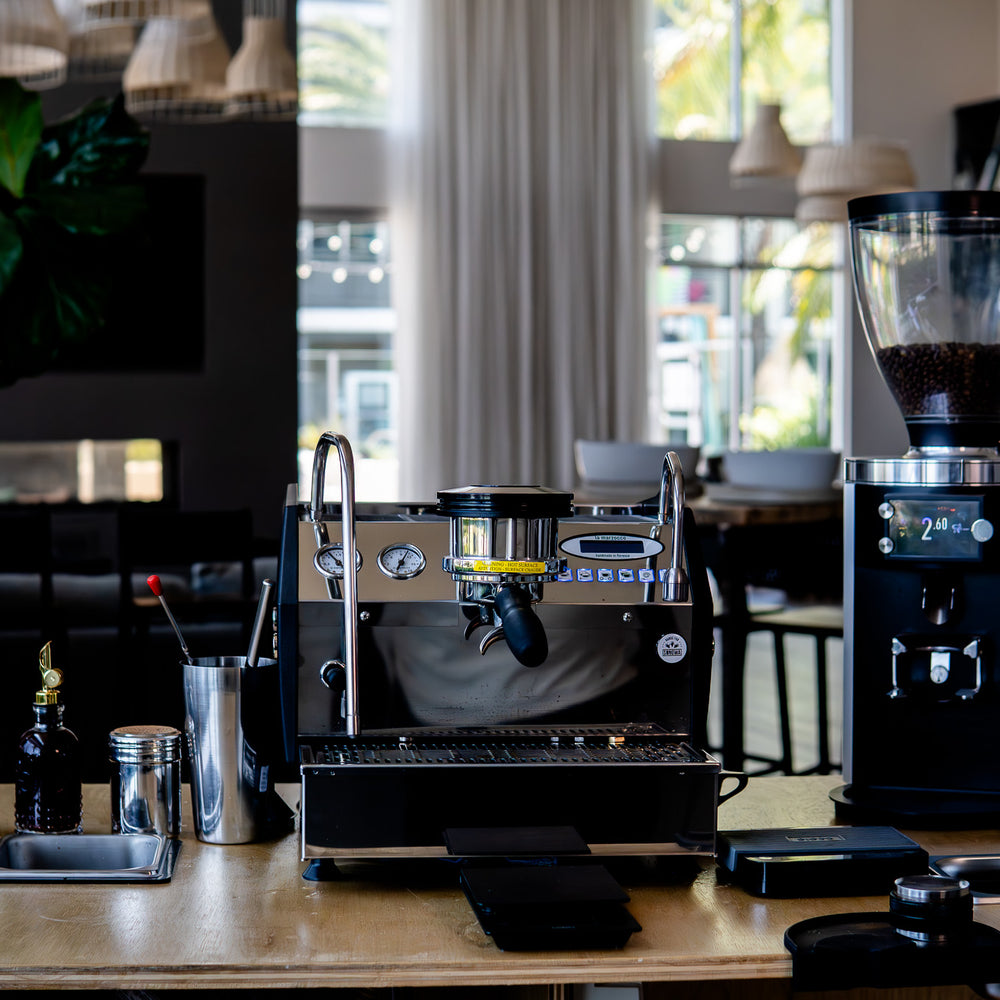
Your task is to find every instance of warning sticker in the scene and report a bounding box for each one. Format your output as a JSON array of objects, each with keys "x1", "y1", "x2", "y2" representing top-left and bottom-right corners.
[{"x1": 453, "y1": 558, "x2": 548, "y2": 574}]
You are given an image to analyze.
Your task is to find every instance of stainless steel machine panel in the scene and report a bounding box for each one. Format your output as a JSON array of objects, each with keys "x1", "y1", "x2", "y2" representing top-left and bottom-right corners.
[{"x1": 276, "y1": 434, "x2": 729, "y2": 862}]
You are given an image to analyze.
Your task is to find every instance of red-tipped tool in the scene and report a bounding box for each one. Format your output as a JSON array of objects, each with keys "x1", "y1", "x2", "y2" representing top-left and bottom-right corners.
[{"x1": 146, "y1": 574, "x2": 195, "y2": 665}]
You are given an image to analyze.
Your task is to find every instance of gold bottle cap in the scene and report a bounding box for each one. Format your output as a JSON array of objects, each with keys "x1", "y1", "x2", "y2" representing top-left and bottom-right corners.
[{"x1": 34, "y1": 642, "x2": 62, "y2": 705}]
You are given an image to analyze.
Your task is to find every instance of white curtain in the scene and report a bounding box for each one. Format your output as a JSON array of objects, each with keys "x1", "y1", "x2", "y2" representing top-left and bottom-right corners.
[{"x1": 390, "y1": 0, "x2": 651, "y2": 499}]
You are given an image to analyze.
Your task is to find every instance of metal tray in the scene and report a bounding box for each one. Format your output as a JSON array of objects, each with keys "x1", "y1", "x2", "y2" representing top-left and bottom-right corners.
[
  {"x1": 0, "y1": 833, "x2": 180, "y2": 882},
  {"x1": 930, "y1": 854, "x2": 1000, "y2": 901}
]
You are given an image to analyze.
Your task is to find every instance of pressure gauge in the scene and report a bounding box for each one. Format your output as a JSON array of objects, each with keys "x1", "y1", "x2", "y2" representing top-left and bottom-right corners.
[
  {"x1": 313, "y1": 542, "x2": 362, "y2": 579},
  {"x1": 376, "y1": 542, "x2": 426, "y2": 580}
]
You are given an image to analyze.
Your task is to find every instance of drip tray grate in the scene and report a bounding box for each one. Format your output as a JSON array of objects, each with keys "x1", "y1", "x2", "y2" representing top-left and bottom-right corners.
[{"x1": 304, "y1": 724, "x2": 705, "y2": 767}]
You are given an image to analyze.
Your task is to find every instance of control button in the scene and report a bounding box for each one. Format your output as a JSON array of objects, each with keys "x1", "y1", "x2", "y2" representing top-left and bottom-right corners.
[
  {"x1": 878, "y1": 502, "x2": 895, "y2": 520},
  {"x1": 557, "y1": 568, "x2": 573, "y2": 582},
  {"x1": 576, "y1": 567, "x2": 593, "y2": 582},
  {"x1": 597, "y1": 568, "x2": 614, "y2": 582},
  {"x1": 638, "y1": 568, "x2": 655, "y2": 583},
  {"x1": 972, "y1": 518, "x2": 994, "y2": 543},
  {"x1": 879, "y1": 537, "x2": 894, "y2": 554},
  {"x1": 617, "y1": 568, "x2": 635, "y2": 583}
]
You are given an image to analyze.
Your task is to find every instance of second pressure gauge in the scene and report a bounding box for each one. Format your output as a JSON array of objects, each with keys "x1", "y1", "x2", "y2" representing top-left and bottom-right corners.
[{"x1": 377, "y1": 542, "x2": 426, "y2": 580}]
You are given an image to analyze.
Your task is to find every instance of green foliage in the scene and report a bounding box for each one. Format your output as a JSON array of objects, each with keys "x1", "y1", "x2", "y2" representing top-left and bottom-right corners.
[
  {"x1": 298, "y1": 15, "x2": 389, "y2": 123},
  {"x1": 653, "y1": 0, "x2": 832, "y2": 144},
  {"x1": 0, "y1": 79, "x2": 149, "y2": 387},
  {"x1": 742, "y1": 393, "x2": 829, "y2": 450}
]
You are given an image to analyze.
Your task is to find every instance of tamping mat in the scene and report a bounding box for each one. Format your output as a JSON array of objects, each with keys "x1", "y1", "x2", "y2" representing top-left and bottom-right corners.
[{"x1": 460, "y1": 864, "x2": 641, "y2": 951}]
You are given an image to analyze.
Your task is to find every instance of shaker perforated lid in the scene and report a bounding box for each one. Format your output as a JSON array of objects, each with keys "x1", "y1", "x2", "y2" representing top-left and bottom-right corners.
[{"x1": 109, "y1": 725, "x2": 183, "y2": 764}]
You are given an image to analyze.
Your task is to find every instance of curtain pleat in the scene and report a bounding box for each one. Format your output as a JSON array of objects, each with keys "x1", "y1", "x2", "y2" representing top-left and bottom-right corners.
[{"x1": 391, "y1": 0, "x2": 649, "y2": 498}]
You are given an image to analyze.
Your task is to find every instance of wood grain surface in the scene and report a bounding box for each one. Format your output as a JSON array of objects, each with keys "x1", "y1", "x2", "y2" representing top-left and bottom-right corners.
[{"x1": 0, "y1": 777, "x2": 994, "y2": 991}]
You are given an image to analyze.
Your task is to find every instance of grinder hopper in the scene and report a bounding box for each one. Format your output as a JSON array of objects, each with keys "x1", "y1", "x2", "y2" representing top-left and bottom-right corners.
[{"x1": 849, "y1": 190, "x2": 1000, "y2": 454}]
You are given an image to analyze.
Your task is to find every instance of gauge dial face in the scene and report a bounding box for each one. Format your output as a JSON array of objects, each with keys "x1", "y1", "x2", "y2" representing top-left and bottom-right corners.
[
  {"x1": 376, "y1": 542, "x2": 426, "y2": 580},
  {"x1": 313, "y1": 542, "x2": 362, "y2": 579}
]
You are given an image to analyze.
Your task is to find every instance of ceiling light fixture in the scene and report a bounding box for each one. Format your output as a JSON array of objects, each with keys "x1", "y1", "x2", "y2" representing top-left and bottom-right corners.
[
  {"x1": 0, "y1": 0, "x2": 71, "y2": 90},
  {"x1": 729, "y1": 102, "x2": 802, "y2": 181}
]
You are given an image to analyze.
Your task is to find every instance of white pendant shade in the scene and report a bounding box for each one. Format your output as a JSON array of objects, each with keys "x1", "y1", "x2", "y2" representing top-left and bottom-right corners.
[
  {"x1": 3, "y1": 0, "x2": 298, "y2": 121},
  {"x1": 123, "y1": 2, "x2": 231, "y2": 120},
  {"x1": 56, "y1": 0, "x2": 134, "y2": 78},
  {"x1": 795, "y1": 138, "x2": 917, "y2": 222},
  {"x1": 225, "y1": 15, "x2": 296, "y2": 118},
  {"x1": 0, "y1": 0, "x2": 70, "y2": 89},
  {"x1": 729, "y1": 102, "x2": 802, "y2": 180}
]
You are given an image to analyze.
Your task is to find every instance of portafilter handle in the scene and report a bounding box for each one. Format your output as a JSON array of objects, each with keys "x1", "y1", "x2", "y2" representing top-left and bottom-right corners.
[
  {"x1": 309, "y1": 432, "x2": 361, "y2": 736},
  {"x1": 657, "y1": 450, "x2": 689, "y2": 603},
  {"x1": 492, "y1": 584, "x2": 549, "y2": 668}
]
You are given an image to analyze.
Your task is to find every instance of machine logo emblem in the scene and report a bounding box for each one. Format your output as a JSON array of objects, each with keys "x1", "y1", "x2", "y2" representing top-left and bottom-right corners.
[{"x1": 656, "y1": 633, "x2": 687, "y2": 663}]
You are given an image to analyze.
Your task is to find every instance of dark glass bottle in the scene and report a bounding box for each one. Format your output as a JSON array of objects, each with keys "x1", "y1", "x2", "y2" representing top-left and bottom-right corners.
[{"x1": 14, "y1": 682, "x2": 82, "y2": 835}]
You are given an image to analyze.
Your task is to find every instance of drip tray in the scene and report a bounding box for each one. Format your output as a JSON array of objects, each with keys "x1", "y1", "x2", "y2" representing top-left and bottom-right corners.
[
  {"x1": 0, "y1": 833, "x2": 181, "y2": 882},
  {"x1": 930, "y1": 855, "x2": 1000, "y2": 901}
]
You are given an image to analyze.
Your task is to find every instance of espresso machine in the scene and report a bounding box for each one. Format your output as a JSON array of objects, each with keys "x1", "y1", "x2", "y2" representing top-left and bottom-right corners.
[
  {"x1": 276, "y1": 432, "x2": 740, "y2": 870},
  {"x1": 835, "y1": 190, "x2": 1000, "y2": 825}
]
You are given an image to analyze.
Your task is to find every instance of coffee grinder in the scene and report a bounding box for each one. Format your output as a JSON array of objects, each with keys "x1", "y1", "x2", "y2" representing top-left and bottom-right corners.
[{"x1": 835, "y1": 190, "x2": 1000, "y2": 826}]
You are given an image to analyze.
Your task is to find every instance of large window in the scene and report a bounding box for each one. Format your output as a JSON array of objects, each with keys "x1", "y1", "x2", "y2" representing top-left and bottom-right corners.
[
  {"x1": 296, "y1": 0, "x2": 840, "y2": 498},
  {"x1": 297, "y1": 217, "x2": 398, "y2": 500},
  {"x1": 654, "y1": 216, "x2": 839, "y2": 453},
  {"x1": 653, "y1": 0, "x2": 832, "y2": 143},
  {"x1": 297, "y1": 0, "x2": 390, "y2": 127}
]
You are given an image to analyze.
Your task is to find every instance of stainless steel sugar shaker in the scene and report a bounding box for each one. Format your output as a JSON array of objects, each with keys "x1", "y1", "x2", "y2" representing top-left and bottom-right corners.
[{"x1": 109, "y1": 725, "x2": 183, "y2": 837}]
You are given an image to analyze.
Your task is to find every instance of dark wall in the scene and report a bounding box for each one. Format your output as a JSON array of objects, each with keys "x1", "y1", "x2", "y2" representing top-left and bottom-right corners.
[{"x1": 0, "y1": 9, "x2": 299, "y2": 544}]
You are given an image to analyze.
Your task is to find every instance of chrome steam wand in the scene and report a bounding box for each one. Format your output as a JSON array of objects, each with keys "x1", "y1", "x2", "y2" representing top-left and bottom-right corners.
[
  {"x1": 657, "y1": 450, "x2": 689, "y2": 603},
  {"x1": 309, "y1": 432, "x2": 361, "y2": 736}
]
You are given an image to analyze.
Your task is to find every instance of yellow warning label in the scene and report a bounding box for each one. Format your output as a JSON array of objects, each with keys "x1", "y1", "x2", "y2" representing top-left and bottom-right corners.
[{"x1": 456, "y1": 558, "x2": 547, "y2": 574}]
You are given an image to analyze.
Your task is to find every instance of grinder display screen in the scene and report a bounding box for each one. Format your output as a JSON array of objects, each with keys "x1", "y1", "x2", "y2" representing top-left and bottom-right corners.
[{"x1": 887, "y1": 497, "x2": 983, "y2": 560}]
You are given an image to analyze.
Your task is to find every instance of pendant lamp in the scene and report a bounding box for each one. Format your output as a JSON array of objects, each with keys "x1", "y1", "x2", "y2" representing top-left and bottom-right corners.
[
  {"x1": 123, "y1": 0, "x2": 231, "y2": 121},
  {"x1": 796, "y1": 138, "x2": 917, "y2": 223},
  {"x1": 0, "y1": 0, "x2": 71, "y2": 89},
  {"x1": 225, "y1": 0, "x2": 297, "y2": 120},
  {"x1": 729, "y1": 102, "x2": 802, "y2": 181},
  {"x1": 55, "y1": 0, "x2": 134, "y2": 79}
]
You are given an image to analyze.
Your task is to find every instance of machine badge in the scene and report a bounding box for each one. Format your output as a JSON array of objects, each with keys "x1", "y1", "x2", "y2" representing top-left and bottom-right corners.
[{"x1": 656, "y1": 633, "x2": 687, "y2": 663}]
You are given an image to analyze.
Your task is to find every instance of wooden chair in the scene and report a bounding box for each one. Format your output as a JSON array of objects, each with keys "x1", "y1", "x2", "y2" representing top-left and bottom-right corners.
[
  {"x1": 744, "y1": 601, "x2": 843, "y2": 775},
  {"x1": 0, "y1": 505, "x2": 55, "y2": 642},
  {"x1": 703, "y1": 511, "x2": 843, "y2": 775}
]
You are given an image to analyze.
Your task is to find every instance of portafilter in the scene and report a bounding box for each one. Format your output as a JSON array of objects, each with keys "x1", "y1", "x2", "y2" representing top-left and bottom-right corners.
[{"x1": 437, "y1": 484, "x2": 573, "y2": 667}]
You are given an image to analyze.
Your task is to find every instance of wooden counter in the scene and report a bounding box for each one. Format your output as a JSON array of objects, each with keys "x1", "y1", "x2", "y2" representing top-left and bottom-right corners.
[{"x1": 0, "y1": 776, "x2": 996, "y2": 991}]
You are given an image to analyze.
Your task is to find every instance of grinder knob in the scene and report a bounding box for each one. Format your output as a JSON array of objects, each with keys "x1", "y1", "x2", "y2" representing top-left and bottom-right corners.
[{"x1": 493, "y1": 584, "x2": 548, "y2": 668}]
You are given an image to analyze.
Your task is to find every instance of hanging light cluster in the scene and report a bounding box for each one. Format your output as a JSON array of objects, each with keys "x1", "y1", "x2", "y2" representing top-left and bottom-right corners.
[{"x1": 2, "y1": 0, "x2": 296, "y2": 122}]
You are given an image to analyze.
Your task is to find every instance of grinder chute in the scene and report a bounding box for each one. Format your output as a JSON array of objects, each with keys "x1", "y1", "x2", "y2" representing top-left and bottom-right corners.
[{"x1": 437, "y1": 484, "x2": 573, "y2": 667}]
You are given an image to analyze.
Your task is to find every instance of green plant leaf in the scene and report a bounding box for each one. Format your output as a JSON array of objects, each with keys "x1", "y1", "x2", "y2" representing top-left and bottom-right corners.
[
  {"x1": 0, "y1": 79, "x2": 43, "y2": 199},
  {"x1": 30, "y1": 181, "x2": 148, "y2": 236},
  {"x1": 0, "y1": 212, "x2": 23, "y2": 290},
  {"x1": 14, "y1": 205, "x2": 112, "y2": 341},
  {"x1": 29, "y1": 93, "x2": 149, "y2": 190}
]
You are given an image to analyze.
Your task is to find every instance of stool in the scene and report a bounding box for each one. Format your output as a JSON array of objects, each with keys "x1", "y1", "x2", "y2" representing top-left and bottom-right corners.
[{"x1": 745, "y1": 603, "x2": 843, "y2": 775}]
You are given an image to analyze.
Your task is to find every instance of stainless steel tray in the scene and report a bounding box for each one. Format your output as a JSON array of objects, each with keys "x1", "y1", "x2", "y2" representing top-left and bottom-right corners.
[
  {"x1": 0, "y1": 833, "x2": 180, "y2": 882},
  {"x1": 930, "y1": 854, "x2": 1000, "y2": 902}
]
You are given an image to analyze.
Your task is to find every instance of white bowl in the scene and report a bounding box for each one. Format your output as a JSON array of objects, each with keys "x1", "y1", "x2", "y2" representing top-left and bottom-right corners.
[
  {"x1": 574, "y1": 441, "x2": 700, "y2": 484},
  {"x1": 722, "y1": 448, "x2": 841, "y2": 492}
]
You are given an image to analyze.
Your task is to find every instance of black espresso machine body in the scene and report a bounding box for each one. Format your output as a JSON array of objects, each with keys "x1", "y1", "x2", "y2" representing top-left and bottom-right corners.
[{"x1": 276, "y1": 433, "x2": 734, "y2": 862}]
